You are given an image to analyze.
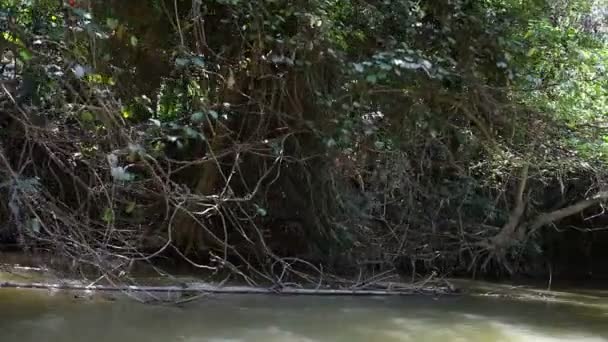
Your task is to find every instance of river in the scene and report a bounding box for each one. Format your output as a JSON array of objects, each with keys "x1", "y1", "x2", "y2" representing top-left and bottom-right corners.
[{"x1": 0, "y1": 285, "x2": 607, "y2": 342}]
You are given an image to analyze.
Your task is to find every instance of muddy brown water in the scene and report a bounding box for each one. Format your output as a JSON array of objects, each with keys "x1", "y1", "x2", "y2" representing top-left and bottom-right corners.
[{"x1": 0, "y1": 283, "x2": 607, "y2": 341}]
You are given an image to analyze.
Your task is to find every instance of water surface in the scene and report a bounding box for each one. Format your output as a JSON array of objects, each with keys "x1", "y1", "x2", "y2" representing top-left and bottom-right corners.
[{"x1": 0, "y1": 287, "x2": 606, "y2": 342}]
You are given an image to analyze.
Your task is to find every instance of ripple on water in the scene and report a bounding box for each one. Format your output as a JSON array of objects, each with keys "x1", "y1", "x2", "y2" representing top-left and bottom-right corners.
[
  {"x1": 245, "y1": 326, "x2": 318, "y2": 342},
  {"x1": 180, "y1": 338, "x2": 242, "y2": 342},
  {"x1": 492, "y1": 322, "x2": 608, "y2": 342},
  {"x1": 364, "y1": 317, "x2": 608, "y2": 342}
]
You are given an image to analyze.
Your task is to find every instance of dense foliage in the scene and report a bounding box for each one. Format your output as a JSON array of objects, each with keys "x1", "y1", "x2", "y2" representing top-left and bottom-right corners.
[{"x1": 1, "y1": 0, "x2": 608, "y2": 284}]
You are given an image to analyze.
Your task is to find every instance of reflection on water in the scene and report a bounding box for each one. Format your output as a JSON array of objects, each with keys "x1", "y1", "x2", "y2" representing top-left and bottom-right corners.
[{"x1": 0, "y1": 289, "x2": 606, "y2": 342}]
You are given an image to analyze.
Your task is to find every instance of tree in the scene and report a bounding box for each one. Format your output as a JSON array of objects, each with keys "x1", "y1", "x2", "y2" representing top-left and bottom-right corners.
[{"x1": 1, "y1": 0, "x2": 607, "y2": 283}]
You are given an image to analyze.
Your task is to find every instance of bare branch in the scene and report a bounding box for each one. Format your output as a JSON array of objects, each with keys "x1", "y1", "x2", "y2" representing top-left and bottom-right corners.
[{"x1": 528, "y1": 191, "x2": 608, "y2": 234}]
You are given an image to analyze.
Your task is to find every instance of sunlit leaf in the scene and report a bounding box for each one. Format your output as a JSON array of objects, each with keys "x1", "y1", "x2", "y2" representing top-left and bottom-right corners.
[
  {"x1": 18, "y1": 49, "x2": 32, "y2": 62},
  {"x1": 121, "y1": 107, "x2": 132, "y2": 119},
  {"x1": 106, "y1": 18, "x2": 119, "y2": 30}
]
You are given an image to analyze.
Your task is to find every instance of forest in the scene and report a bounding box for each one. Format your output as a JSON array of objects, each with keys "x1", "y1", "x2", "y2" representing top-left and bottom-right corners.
[{"x1": 1, "y1": 0, "x2": 608, "y2": 288}]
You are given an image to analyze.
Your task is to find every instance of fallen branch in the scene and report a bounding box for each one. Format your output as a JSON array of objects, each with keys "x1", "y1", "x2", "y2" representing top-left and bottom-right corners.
[{"x1": 0, "y1": 281, "x2": 456, "y2": 297}]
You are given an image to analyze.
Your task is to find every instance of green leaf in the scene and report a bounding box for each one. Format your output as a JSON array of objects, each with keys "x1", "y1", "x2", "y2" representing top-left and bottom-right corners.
[
  {"x1": 130, "y1": 36, "x2": 138, "y2": 47},
  {"x1": 208, "y1": 110, "x2": 219, "y2": 119},
  {"x1": 102, "y1": 207, "x2": 114, "y2": 223},
  {"x1": 191, "y1": 56, "x2": 205, "y2": 67},
  {"x1": 111, "y1": 167, "x2": 135, "y2": 182},
  {"x1": 378, "y1": 63, "x2": 392, "y2": 71},
  {"x1": 191, "y1": 111, "x2": 205, "y2": 122},
  {"x1": 255, "y1": 205, "x2": 267, "y2": 217},
  {"x1": 125, "y1": 202, "x2": 136, "y2": 214},
  {"x1": 366, "y1": 74, "x2": 378, "y2": 83},
  {"x1": 18, "y1": 49, "x2": 32, "y2": 62},
  {"x1": 106, "y1": 18, "x2": 119, "y2": 30},
  {"x1": 121, "y1": 107, "x2": 133, "y2": 119},
  {"x1": 80, "y1": 111, "x2": 95, "y2": 122},
  {"x1": 183, "y1": 126, "x2": 201, "y2": 139},
  {"x1": 175, "y1": 58, "x2": 189, "y2": 67},
  {"x1": 73, "y1": 8, "x2": 92, "y2": 20}
]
